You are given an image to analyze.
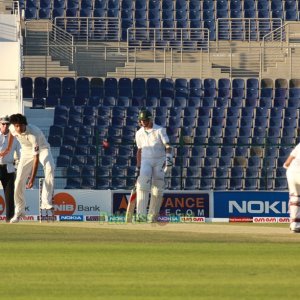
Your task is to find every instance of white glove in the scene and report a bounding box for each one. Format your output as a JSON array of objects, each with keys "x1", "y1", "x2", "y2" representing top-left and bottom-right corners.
[{"x1": 164, "y1": 153, "x2": 173, "y2": 173}]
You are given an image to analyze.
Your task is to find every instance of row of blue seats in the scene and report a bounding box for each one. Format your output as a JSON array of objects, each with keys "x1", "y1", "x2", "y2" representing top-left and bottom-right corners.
[
  {"x1": 56, "y1": 142, "x2": 293, "y2": 160},
  {"x1": 52, "y1": 105, "x2": 299, "y2": 119},
  {"x1": 56, "y1": 152, "x2": 289, "y2": 170},
  {"x1": 22, "y1": 0, "x2": 300, "y2": 19},
  {"x1": 63, "y1": 163, "x2": 288, "y2": 190},
  {"x1": 65, "y1": 176, "x2": 288, "y2": 190},
  {"x1": 24, "y1": 77, "x2": 300, "y2": 101},
  {"x1": 20, "y1": 0, "x2": 300, "y2": 12}
]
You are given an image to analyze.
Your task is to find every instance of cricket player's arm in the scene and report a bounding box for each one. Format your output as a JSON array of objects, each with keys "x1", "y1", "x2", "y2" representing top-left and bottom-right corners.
[
  {"x1": 26, "y1": 154, "x2": 39, "y2": 189},
  {"x1": 284, "y1": 155, "x2": 295, "y2": 169},
  {"x1": 165, "y1": 143, "x2": 172, "y2": 154},
  {"x1": 136, "y1": 148, "x2": 142, "y2": 168},
  {"x1": 0, "y1": 132, "x2": 14, "y2": 157}
]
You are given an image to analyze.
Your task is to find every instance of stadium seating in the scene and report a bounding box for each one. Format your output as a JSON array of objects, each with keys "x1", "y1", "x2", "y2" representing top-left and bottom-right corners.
[{"x1": 19, "y1": 74, "x2": 296, "y2": 190}]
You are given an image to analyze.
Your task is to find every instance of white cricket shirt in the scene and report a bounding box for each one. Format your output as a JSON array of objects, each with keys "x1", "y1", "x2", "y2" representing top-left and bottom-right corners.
[
  {"x1": 9, "y1": 124, "x2": 50, "y2": 156},
  {"x1": 288, "y1": 143, "x2": 300, "y2": 172},
  {"x1": 135, "y1": 124, "x2": 169, "y2": 159}
]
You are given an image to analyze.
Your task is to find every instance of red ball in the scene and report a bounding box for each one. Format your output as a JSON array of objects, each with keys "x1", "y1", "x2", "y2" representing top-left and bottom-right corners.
[{"x1": 102, "y1": 140, "x2": 109, "y2": 148}]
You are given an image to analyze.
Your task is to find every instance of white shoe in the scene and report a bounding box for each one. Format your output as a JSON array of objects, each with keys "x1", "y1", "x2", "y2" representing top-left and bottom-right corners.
[
  {"x1": 40, "y1": 204, "x2": 54, "y2": 210},
  {"x1": 10, "y1": 213, "x2": 25, "y2": 223}
]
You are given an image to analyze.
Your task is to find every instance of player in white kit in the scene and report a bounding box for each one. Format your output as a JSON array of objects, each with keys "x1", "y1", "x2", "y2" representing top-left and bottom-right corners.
[
  {"x1": 284, "y1": 143, "x2": 300, "y2": 232},
  {"x1": 135, "y1": 109, "x2": 173, "y2": 222},
  {"x1": 0, "y1": 114, "x2": 55, "y2": 223}
]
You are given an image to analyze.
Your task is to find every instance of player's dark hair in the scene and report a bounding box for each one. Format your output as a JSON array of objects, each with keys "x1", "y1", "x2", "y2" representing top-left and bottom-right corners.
[{"x1": 9, "y1": 114, "x2": 28, "y2": 125}]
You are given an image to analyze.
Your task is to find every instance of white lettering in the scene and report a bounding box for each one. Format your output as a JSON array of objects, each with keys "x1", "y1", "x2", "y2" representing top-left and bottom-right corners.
[
  {"x1": 55, "y1": 204, "x2": 74, "y2": 211},
  {"x1": 229, "y1": 200, "x2": 288, "y2": 214}
]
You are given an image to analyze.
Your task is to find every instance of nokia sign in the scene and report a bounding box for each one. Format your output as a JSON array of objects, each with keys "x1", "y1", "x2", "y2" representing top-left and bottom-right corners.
[
  {"x1": 214, "y1": 191, "x2": 289, "y2": 218},
  {"x1": 229, "y1": 200, "x2": 288, "y2": 214}
]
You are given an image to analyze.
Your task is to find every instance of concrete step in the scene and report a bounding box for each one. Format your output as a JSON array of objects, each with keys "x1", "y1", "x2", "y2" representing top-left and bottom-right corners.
[{"x1": 23, "y1": 55, "x2": 76, "y2": 78}]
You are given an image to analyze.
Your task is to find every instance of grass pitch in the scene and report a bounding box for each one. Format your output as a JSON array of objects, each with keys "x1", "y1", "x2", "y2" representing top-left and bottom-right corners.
[{"x1": 0, "y1": 222, "x2": 299, "y2": 300}]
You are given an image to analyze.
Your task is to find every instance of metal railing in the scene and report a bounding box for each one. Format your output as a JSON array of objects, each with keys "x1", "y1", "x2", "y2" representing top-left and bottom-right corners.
[
  {"x1": 127, "y1": 27, "x2": 209, "y2": 50},
  {"x1": 49, "y1": 23, "x2": 74, "y2": 66},
  {"x1": 54, "y1": 17, "x2": 120, "y2": 43},
  {"x1": 262, "y1": 22, "x2": 300, "y2": 78},
  {"x1": 217, "y1": 18, "x2": 283, "y2": 44}
]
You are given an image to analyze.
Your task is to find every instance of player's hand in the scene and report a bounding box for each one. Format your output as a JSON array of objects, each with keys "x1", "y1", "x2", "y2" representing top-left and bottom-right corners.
[
  {"x1": 164, "y1": 153, "x2": 173, "y2": 173},
  {"x1": 0, "y1": 149, "x2": 9, "y2": 157},
  {"x1": 135, "y1": 167, "x2": 140, "y2": 179},
  {"x1": 26, "y1": 178, "x2": 34, "y2": 189}
]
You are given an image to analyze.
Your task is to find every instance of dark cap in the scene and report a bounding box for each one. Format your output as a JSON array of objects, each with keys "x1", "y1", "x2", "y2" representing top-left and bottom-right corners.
[
  {"x1": 0, "y1": 115, "x2": 10, "y2": 124},
  {"x1": 138, "y1": 109, "x2": 152, "y2": 121}
]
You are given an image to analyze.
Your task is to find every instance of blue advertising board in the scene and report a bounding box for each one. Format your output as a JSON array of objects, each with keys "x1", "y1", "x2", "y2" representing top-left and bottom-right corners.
[
  {"x1": 113, "y1": 191, "x2": 210, "y2": 217},
  {"x1": 214, "y1": 192, "x2": 289, "y2": 218}
]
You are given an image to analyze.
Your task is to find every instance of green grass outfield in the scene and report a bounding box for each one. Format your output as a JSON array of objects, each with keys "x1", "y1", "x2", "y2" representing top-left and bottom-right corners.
[{"x1": 1, "y1": 222, "x2": 300, "y2": 300}]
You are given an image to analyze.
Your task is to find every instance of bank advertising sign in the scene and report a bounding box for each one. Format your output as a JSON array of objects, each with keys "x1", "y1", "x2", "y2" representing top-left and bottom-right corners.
[
  {"x1": 0, "y1": 189, "x2": 111, "y2": 222},
  {"x1": 214, "y1": 191, "x2": 289, "y2": 222}
]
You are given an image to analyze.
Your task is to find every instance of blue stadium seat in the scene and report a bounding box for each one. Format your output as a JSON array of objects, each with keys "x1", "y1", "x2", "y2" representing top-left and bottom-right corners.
[
  {"x1": 33, "y1": 77, "x2": 47, "y2": 99},
  {"x1": 39, "y1": 7, "x2": 51, "y2": 18},
  {"x1": 62, "y1": 77, "x2": 76, "y2": 98},
  {"x1": 22, "y1": 77, "x2": 33, "y2": 98},
  {"x1": 146, "y1": 78, "x2": 160, "y2": 103},
  {"x1": 96, "y1": 178, "x2": 111, "y2": 189},
  {"x1": 218, "y1": 78, "x2": 231, "y2": 100},
  {"x1": 211, "y1": 115, "x2": 223, "y2": 127},
  {"x1": 48, "y1": 135, "x2": 62, "y2": 147},
  {"x1": 274, "y1": 178, "x2": 288, "y2": 190},
  {"x1": 229, "y1": 178, "x2": 243, "y2": 190},
  {"x1": 94, "y1": 0, "x2": 106, "y2": 10},
  {"x1": 244, "y1": 178, "x2": 257, "y2": 190},
  {"x1": 53, "y1": 0, "x2": 65, "y2": 8},
  {"x1": 49, "y1": 125, "x2": 64, "y2": 138},
  {"x1": 26, "y1": 0, "x2": 39, "y2": 8},
  {"x1": 255, "y1": 107, "x2": 269, "y2": 117},
  {"x1": 162, "y1": 0, "x2": 173, "y2": 10},
  {"x1": 65, "y1": 177, "x2": 82, "y2": 189},
  {"x1": 209, "y1": 126, "x2": 223, "y2": 138},
  {"x1": 285, "y1": 9, "x2": 298, "y2": 21},
  {"x1": 232, "y1": 78, "x2": 245, "y2": 99},
  {"x1": 25, "y1": 7, "x2": 38, "y2": 19},
  {"x1": 57, "y1": 154, "x2": 71, "y2": 167},
  {"x1": 67, "y1": 165, "x2": 81, "y2": 178},
  {"x1": 254, "y1": 116, "x2": 268, "y2": 128},
  {"x1": 199, "y1": 178, "x2": 213, "y2": 190},
  {"x1": 241, "y1": 107, "x2": 254, "y2": 117},
  {"x1": 217, "y1": 9, "x2": 228, "y2": 19},
  {"x1": 203, "y1": 78, "x2": 217, "y2": 101}
]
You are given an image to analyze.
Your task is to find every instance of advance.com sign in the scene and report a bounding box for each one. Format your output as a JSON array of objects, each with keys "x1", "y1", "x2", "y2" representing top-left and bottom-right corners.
[{"x1": 214, "y1": 191, "x2": 289, "y2": 218}]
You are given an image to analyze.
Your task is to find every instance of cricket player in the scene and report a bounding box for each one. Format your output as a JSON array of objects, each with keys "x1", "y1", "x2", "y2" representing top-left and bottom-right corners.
[
  {"x1": 0, "y1": 114, "x2": 55, "y2": 223},
  {"x1": 0, "y1": 116, "x2": 20, "y2": 222},
  {"x1": 135, "y1": 109, "x2": 173, "y2": 222},
  {"x1": 284, "y1": 144, "x2": 300, "y2": 233}
]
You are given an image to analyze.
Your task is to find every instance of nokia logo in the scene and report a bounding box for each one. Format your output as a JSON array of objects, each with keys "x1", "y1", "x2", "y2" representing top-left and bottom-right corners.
[{"x1": 229, "y1": 201, "x2": 288, "y2": 214}]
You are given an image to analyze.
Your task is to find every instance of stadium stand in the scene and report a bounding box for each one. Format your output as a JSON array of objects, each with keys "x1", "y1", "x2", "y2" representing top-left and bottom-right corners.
[{"x1": 15, "y1": 0, "x2": 300, "y2": 191}]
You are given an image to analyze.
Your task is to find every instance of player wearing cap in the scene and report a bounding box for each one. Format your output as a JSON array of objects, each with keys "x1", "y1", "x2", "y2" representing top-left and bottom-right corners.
[
  {"x1": 0, "y1": 114, "x2": 55, "y2": 223},
  {"x1": 0, "y1": 115, "x2": 20, "y2": 222},
  {"x1": 135, "y1": 109, "x2": 173, "y2": 222}
]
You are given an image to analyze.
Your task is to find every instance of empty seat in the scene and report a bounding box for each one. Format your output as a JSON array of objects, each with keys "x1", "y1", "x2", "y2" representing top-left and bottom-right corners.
[
  {"x1": 199, "y1": 178, "x2": 213, "y2": 190},
  {"x1": 274, "y1": 178, "x2": 288, "y2": 190},
  {"x1": 22, "y1": 77, "x2": 33, "y2": 98},
  {"x1": 34, "y1": 77, "x2": 47, "y2": 99},
  {"x1": 147, "y1": 78, "x2": 160, "y2": 101}
]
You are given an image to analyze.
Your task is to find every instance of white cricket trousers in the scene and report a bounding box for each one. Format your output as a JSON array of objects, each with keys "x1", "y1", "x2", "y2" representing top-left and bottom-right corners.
[
  {"x1": 136, "y1": 156, "x2": 165, "y2": 217},
  {"x1": 14, "y1": 148, "x2": 55, "y2": 215},
  {"x1": 286, "y1": 169, "x2": 300, "y2": 231}
]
